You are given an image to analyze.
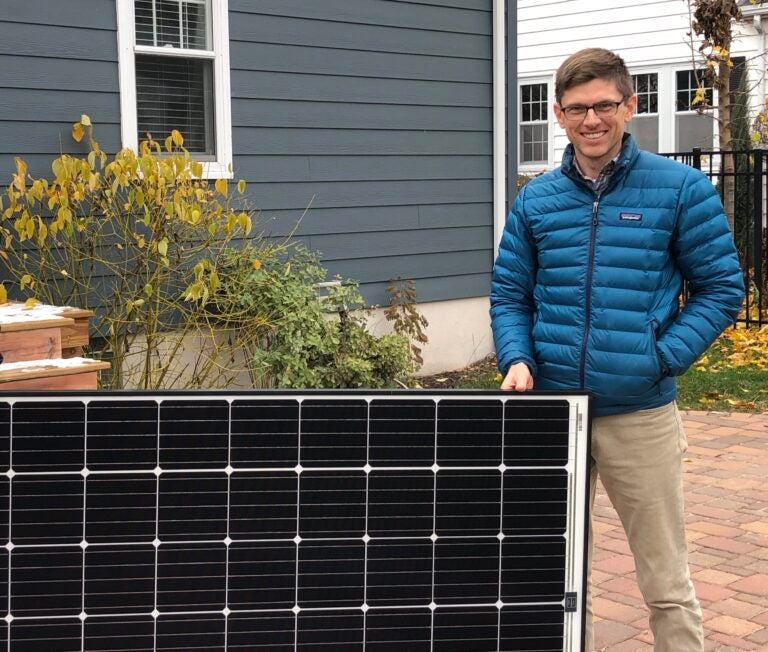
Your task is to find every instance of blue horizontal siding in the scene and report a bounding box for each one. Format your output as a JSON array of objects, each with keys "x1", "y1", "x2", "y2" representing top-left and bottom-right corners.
[
  {"x1": 230, "y1": 0, "x2": 490, "y2": 34},
  {"x1": 230, "y1": 13, "x2": 491, "y2": 59},
  {"x1": 6, "y1": 1, "x2": 117, "y2": 30},
  {"x1": 235, "y1": 155, "x2": 491, "y2": 184},
  {"x1": 229, "y1": 42, "x2": 491, "y2": 83},
  {"x1": 0, "y1": 8, "x2": 120, "y2": 179},
  {"x1": 247, "y1": 202, "x2": 491, "y2": 238},
  {"x1": 0, "y1": 0, "x2": 495, "y2": 307},
  {"x1": 0, "y1": 22, "x2": 118, "y2": 60},
  {"x1": 229, "y1": 0, "x2": 494, "y2": 303}
]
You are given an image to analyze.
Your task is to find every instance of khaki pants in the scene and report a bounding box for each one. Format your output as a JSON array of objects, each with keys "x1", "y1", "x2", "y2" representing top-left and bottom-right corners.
[{"x1": 584, "y1": 402, "x2": 703, "y2": 652}]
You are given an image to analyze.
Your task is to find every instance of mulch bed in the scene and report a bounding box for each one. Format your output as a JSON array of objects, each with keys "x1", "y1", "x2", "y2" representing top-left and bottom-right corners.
[{"x1": 416, "y1": 354, "x2": 499, "y2": 389}]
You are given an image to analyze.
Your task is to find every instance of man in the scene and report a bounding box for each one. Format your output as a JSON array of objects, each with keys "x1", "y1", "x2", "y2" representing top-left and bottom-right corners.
[{"x1": 490, "y1": 48, "x2": 744, "y2": 651}]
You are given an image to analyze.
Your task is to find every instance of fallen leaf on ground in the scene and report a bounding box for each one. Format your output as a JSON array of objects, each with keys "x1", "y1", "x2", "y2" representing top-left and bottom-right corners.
[{"x1": 727, "y1": 399, "x2": 756, "y2": 409}]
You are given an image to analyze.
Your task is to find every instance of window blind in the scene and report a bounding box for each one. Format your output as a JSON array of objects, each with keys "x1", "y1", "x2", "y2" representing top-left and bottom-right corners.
[
  {"x1": 136, "y1": 54, "x2": 215, "y2": 155},
  {"x1": 135, "y1": 0, "x2": 208, "y2": 49}
]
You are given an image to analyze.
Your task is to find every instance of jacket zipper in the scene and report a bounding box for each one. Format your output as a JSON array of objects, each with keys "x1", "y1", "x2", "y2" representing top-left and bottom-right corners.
[{"x1": 579, "y1": 198, "x2": 600, "y2": 388}]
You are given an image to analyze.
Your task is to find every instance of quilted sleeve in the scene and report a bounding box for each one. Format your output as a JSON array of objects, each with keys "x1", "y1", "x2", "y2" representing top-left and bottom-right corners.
[
  {"x1": 656, "y1": 169, "x2": 745, "y2": 376},
  {"x1": 490, "y1": 187, "x2": 538, "y2": 376}
]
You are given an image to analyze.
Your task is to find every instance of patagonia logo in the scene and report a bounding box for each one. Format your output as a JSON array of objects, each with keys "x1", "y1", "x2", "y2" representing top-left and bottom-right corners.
[{"x1": 619, "y1": 212, "x2": 642, "y2": 221}]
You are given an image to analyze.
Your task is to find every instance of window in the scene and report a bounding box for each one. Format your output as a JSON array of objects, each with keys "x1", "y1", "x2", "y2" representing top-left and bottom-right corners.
[
  {"x1": 675, "y1": 69, "x2": 713, "y2": 151},
  {"x1": 626, "y1": 73, "x2": 659, "y2": 152},
  {"x1": 520, "y1": 83, "x2": 549, "y2": 165},
  {"x1": 117, "y1": 0, "x2": 232, "y2": 178}
]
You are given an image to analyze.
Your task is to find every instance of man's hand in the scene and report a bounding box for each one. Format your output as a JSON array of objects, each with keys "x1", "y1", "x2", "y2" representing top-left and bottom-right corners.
[{"x1": 500, "y1": 362, "x2": 534, "y2": 392}]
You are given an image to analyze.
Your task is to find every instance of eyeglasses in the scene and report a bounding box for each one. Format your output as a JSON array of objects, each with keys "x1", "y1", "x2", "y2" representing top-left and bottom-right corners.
[{"x1": 560, "y1": 99, "x2": 626, "y2": 121}]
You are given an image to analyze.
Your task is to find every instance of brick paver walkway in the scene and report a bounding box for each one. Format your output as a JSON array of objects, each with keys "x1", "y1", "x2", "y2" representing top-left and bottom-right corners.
[{"x1": 592, "y1": 410, "x2": 768, "y2": 651}]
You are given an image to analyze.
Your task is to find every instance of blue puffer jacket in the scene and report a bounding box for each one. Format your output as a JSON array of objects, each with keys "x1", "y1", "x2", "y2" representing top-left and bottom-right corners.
[{"x1": 491, "y1": 135, "x2": 745, "y2": 416}]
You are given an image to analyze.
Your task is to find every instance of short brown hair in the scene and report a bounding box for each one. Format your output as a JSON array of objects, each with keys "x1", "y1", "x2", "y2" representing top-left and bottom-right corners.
[{"x1": 555, "y1": 48, "x2": 633, "y2": 104}]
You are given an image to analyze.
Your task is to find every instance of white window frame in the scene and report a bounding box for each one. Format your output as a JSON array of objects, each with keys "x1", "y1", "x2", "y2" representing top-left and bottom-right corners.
[
  {"x1": 672, "y1": 65, "x2": 717, "y2": 152},
  {"x1": 628, "y1": 69, "x2": 661, "y2": 152},
  {"x1": 632, "y1": 71, "x2": 659, "y2": 117},
  {"x1": 116, "y1": 0, "x2": 233, "y2": 179},
  {"x1": 518, "y1": 78, "x2": 553, "y2": 172}
]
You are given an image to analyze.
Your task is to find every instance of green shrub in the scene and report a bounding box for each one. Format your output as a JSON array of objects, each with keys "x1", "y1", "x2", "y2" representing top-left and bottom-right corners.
[{"x1": 215, "y1": 244, "x2": 414, "y2": 388}]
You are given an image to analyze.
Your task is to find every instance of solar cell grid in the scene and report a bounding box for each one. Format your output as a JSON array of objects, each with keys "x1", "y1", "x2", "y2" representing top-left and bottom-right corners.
[{"x1": 0, "y1": 392, "x2": 589, "y2": 651}]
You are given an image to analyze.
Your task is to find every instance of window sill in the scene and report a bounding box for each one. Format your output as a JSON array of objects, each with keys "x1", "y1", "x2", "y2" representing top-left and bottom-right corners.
[
  {"x1": 518, "y1": 164, "x2": 550, "y2": 173},
  {"x1": 201, "y1": 160, "x2": 234, "y2": 180}
]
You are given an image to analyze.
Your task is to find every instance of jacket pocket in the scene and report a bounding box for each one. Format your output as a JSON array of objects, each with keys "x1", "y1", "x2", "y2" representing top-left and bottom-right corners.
[
  {"x1": 598, "y1": 323, "x2": 664, "y2": 400},
  {"x1": 649, "y1": 319, "x2": 668, "y2": 378}
]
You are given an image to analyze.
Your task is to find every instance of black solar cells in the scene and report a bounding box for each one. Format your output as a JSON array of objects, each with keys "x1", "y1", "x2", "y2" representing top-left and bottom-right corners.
[{"x1": 0, "y1": 392, "x2": 589, "y2": 651}]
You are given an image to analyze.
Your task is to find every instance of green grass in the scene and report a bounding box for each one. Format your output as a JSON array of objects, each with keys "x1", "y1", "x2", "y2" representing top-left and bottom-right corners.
[
  {"x1": 676, "y1": 342, "x2": 768, "y2": 413},
  {"x1": 455, "y1": 344, "x2": 767, "y2": 413},
  {"x1": 459, "y1": 374, "x2": 500, "y2": 390}
]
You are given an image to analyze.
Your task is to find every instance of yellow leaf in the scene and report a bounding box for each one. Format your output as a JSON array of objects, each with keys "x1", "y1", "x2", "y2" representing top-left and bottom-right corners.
[
  {"x1": 157, "y1": 237, "x2": 168, "y2": 257},
  {"x1": 251, "y1": 259, "x2": 262, "y2": 270},
  {"x1": 15, "y1": 157, "x2": 27, "y2": 180},
  {"x1": 237, "y1": 212, "x2": 251, "y2": 233},
  {"x1": 23, "y1": 297, "x2": 39, "y2": 308},
  {"x1": 80, "y1": 114, "x2": 91, "y2": 127},
  {"x1": 57, "y1": 206, "x2": 72, "y2": 225},
  {"x1": 237, "y1": 179, "x2": 246, "y2": 194},
  {"x1": 0, "y1": 284, "x2": 7, "y2": 305},
  {"x1": 72, "y1": 122, "x2": 84, "y2": 142},
  {"x1": 215, "y1": 178, "x2": 228, "y2": 197},
  {"x1": 726, "y1": 399, "x2": 756, "y2": 409},
  {"x1": 171, "y1": 130, "x2": 184, "y2": 147},
  {"x1": 691, "y1": 86, "x2": 707, "y2": 107}
]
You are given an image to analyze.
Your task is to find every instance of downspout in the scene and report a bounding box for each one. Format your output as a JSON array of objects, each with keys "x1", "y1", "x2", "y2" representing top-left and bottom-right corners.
[{"x1": 493, "y1": 0, "x2": 507, "y2": 261}]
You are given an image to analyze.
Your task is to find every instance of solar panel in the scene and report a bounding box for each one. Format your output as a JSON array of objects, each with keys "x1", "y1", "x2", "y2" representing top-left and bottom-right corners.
[{"x1": 0, "y1": 391, "x2": 590, "y2": 652}]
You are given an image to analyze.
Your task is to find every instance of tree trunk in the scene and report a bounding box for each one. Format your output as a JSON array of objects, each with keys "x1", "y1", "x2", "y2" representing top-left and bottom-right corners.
[{"x1": 717, "y1": 58, "x2": 735, "y2": 233}]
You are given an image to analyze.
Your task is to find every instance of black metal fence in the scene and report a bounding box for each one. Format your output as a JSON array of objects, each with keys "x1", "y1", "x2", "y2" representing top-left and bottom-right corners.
[{"x1": 660, "y1": 149, "x2": 767, "y2": 328}]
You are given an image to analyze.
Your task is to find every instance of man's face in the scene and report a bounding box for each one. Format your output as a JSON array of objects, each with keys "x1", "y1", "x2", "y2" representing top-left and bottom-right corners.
[{"x1": 554, "y1": 78, "x2": 636, "y2": 171}]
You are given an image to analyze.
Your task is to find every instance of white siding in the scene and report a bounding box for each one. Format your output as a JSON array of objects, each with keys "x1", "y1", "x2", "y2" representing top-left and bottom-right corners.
[{"x1": 518, "y1": 0, "x2": 766, "y2": 168}]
